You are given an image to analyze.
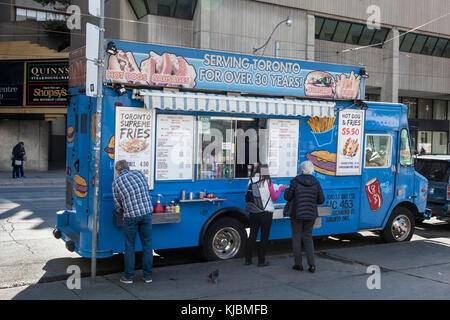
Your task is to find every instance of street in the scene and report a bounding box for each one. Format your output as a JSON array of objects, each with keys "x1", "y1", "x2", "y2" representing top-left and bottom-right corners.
[{"x1": 1, "y1": 184, "x2": 449, "y2": 295}]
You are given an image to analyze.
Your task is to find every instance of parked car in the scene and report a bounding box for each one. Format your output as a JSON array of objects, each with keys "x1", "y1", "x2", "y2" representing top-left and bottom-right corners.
[{"x1": 414, "y1": 155, "x2": 450, "y2": 223}]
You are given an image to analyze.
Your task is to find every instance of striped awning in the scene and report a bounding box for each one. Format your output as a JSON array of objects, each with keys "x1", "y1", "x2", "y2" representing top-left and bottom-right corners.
[{"x1": 136, "y1": 89, "x2": 335, "y2": 117}]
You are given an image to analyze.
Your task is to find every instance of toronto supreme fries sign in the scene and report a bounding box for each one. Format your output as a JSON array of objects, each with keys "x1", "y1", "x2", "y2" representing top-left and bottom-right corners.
[
  {"x1": 114, "y1": 107, "x2": 155, "y2": 189},
  {"x1": 105, "y1": 40, "x2": 366, "y2": 100}
]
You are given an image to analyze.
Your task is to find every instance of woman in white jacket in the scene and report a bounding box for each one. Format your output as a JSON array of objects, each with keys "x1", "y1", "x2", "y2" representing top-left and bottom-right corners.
[{"x1": 245, "y1": 164, "x2": 285, "y2": 267}]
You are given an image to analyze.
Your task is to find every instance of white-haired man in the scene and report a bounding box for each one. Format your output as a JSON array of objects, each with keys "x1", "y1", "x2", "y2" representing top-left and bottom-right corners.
[{"x1": 284, "y1": 160, "x2": 324, "y2": 273}]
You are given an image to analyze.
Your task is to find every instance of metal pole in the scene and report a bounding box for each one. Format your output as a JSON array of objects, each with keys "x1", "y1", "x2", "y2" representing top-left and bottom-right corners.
[{"x1": 91, "y1": 0, "x2": 105, "y2": 283}]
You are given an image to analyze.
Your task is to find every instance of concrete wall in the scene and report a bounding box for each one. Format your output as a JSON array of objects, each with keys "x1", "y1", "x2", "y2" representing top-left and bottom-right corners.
[
  {"x1": 314, "y1": 39, "x2": 384, "y2": 89},
  {"x1": 0, "y1": 120, "x2": 49, "y2": 172},
  {"x1": 257, "y1": 0, "x2": 449, "y2": 35},
  {"x1": 207, "y1": 0, "x2": 307, "y2": 59},
  {"x1": 399, "y1": 53, "x2": 450, "y2": 96}
]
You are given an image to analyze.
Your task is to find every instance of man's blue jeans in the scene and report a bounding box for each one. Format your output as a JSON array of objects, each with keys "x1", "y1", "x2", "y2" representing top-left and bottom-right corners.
[{"x1": 122, "y1": 214, "x2": 153, "y2": 280}]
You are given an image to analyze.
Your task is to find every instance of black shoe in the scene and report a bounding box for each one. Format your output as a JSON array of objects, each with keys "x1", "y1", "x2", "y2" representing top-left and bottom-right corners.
[
  {"x1": 292, "y1": 265, "x2": 303, "y2": 271},
  {"x1": 308, "y1": 265, "x2": 316, "y2": 273},
  {"x1": 257, "y1": 261, "x2": 270, "y2": 267},
  {"x1": 244, "y1": 260, "x2": 252, "y2": 265}
]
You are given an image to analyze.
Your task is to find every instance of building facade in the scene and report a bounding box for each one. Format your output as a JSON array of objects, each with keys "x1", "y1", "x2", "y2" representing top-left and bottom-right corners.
[
  {"x1": 69, "y1": 0, "x2": 449, "y2": 155},
  {"x1": 0, "y1": 0, "x2": 70, "y2": 172}
]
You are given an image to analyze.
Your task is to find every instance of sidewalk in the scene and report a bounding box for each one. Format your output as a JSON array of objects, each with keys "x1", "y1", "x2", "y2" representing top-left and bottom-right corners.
[
  {"x1": 0, "y1": 170, "x2": 65, "y2": 187},
  {"x1": 1, "y1": 237, "x2": 449, "y2": 300}
]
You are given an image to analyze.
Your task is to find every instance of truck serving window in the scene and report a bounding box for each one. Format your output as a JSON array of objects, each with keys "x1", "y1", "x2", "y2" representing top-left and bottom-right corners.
[
  {"x1": 198, "y1": 117, "x2": 266, "y2": 180},
  {"x1": 400, "y1": 129, "x2": 413, "y2": 166},
  {"x1": 198, "y1": 117, "x2": 234, "y2": 180},
  {"x1": 364, "y1": 134, "x2": 392, "y2": 168}
]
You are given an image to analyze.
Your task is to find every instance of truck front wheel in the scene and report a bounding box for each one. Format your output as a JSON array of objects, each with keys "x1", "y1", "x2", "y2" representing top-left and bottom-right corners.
[
  {"x1": 202, "y1": 217, "x2": 247, "y2": 261},
  {"x1": 382, "y1": 207, "x2": 415, "y2": 242}
]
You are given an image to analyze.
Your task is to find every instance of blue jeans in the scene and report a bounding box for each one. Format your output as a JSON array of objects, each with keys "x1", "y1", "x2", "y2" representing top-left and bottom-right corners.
[
  {"x1": 122, "y1": 214, "x2": 153, "y2": 280},
  {"x1": 12, "y1": 166, "x2": 20, "y2": 178},
  {"x1": 12, "y1": 164, "x2": 24, "y2": 178}
]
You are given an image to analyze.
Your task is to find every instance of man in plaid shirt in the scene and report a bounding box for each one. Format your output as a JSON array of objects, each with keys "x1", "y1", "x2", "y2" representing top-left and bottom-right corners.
[{"x1": 112, "y1": 160, "x2": 153, "y2": 284}]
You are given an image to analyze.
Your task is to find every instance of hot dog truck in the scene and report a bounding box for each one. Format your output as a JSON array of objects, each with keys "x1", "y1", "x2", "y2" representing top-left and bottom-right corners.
[{"x1": 55, "y1": 40, "x2": 429, "y2": 260}]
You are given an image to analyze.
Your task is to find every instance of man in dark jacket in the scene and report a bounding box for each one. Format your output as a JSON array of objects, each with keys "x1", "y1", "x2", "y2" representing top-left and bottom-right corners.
[
  {"x1": 284, "y1": 160, "x2": 324, "y2": 272},
  {"x1": 11, "y1": 142, "x2": 26, "y2": 179}
]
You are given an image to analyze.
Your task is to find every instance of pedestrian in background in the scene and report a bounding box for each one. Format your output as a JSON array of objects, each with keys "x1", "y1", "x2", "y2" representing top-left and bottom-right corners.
[
  {"x1": 112, "y1": 160, "x2": 153, "y2": 284},
  {"x1": 284, "y1": 161, "x2": 324, "y2": 273},
  {"x1": 245, "y1": 163, "x2": 285, "y2": 267},
  {"x1": 11, "y1": 142, "x2": 26, "y2": 179}
]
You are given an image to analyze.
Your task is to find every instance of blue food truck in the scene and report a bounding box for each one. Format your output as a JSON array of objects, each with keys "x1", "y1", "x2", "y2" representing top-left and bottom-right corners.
[{"x1": 55, "y1": 40, "x2": 429, "y2": 260}]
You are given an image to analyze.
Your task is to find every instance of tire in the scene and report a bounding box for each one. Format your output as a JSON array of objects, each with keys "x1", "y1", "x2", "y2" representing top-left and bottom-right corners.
[
  {"x1": 382, "y1": 207, "x2": 415, "y2": 243},
  {"x1": 202, "y1": 217, "x2": 247, "y2": 261},
  {"x1": 414, "y1": 217, "x2": 425, "y2": 224}
]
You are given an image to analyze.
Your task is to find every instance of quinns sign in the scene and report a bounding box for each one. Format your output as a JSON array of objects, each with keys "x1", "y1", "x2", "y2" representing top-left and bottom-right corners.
[{"x1": 105, "y1": 40, "x2": 366, "y2": 100}]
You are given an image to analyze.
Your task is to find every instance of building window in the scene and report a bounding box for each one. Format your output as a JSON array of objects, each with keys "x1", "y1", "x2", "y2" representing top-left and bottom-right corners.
[
  {"x1": 401, "y1": 97, "x2": 417, "y2": 119},
  {"x1": 399, "y1": 33, "x2": 416, "y2": 52},
  {"x1": 410, "y1": 130, "x2": 418, "y2": 154},
  {"x1": 358, "y1": 27, "x2": 377, "y2": 46},
  {"x1": 418, "y1": 99, "x2": 433, "y2": 120},
  {"x1": 315, "y1": 17, "x2": 389, "y2": 48},
  {"x1": 418, "y1": 131, "x2": 432, "y2": 154},
  {"x1": 432, "y1": 132, "x2": 448, "y2": 154},
  {"x1": 128, "y1": 0, "x2": 198, "y2": 20},
  {"x1": 421, "y1": 36, "x2": 438, "y2": 55},
  {"x1": 16, "y1": 8, "x2": 27, "y2": 21},
  {"x1": 447, "y1": 101, "x2": 450, "y2": 121},
  {"x1": 345, "y1": 23, "x2": 364, "y2": 44},
  {"x1": 15, "y1": 7, "x2": 67, "y2": 22},
  {"x1": 433, "y1": 100, "x2": 447, "y2": 120},
  {"x1": 365, "y1": 94, "x2": 379, "y2": 102},
  {"x1": 319, "y1": 19, "x2": 338, "y2": 41},
  {"x1": 332, "y1": 21, "x2": 350, "y2": 42},
  {"x1": 399, "y1": 32, "x2": 449, "y2": 58}
]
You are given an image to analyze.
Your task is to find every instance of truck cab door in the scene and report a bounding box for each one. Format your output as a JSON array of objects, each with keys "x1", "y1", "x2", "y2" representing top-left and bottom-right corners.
[
  {"x1": 359, "y1": 132, "x2": 397, "y2": 229},
  {"x1": 395, "y1": 128, "x2": 415, "y2": 204}
]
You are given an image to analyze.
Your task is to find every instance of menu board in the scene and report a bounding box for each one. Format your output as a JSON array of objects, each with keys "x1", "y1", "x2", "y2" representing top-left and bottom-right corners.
[
  {"x1": 336, "y1": 109, "x2": 365, "y2": 176},
  {"x1": 115, "y1": 107, "x2": 155, "y2": 189},
  {"x1": 155, "y1": 114, "x2": 195, "y2": 180},
  {"x1": 267, "y1": 119, "x2": 299, "y2": 177}
]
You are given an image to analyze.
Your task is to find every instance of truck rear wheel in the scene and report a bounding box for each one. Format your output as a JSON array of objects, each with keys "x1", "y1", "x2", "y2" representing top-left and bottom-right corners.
[
  {"x1": 382, "y1": 207, "x2": 415, "y2": 242},
  {"x1": 202, "y1": 217, "x2": 247, "y2": 261}
]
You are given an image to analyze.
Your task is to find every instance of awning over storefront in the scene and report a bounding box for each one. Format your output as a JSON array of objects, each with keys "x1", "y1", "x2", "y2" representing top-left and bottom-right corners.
[{"x1": 136, "y1": 89, "x2": 336, "y2": 118}]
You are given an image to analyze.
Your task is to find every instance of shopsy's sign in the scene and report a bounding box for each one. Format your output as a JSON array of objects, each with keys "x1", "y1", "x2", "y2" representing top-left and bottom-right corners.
[
  {"x1": 26, "y1": 62, "x2": 69, "y2": 105},
  {"x1": 105, "y1": 40, "x2": 366, "y2": 100}
]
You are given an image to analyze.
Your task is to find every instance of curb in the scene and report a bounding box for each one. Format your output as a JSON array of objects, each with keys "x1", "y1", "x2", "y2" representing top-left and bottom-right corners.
[{"x1": 0, "y1": 180, "x2": 65, "y2": 187}]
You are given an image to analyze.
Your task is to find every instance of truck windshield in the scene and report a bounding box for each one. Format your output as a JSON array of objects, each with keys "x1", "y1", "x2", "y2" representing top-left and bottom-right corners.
[{"x1": 400, "y1": 128, "x2": 413, "y2": 166}]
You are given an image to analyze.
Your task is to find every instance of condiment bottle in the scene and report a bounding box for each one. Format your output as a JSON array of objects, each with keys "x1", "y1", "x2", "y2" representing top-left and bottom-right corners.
[{"x1": 153, "y1": 194, "x2": 164, "y2": 213}]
